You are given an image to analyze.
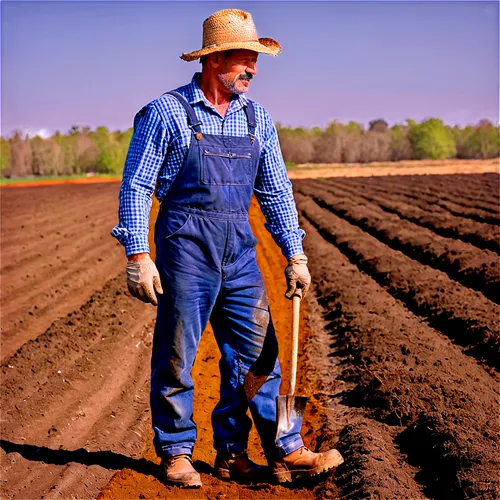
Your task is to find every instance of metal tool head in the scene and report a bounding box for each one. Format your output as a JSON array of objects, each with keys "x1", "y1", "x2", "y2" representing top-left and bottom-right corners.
[{"x1": 276, "y1": 395, "x2": 308, "y2": 442}]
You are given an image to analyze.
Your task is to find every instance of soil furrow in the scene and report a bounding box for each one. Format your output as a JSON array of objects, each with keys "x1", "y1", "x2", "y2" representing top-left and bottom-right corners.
[
  {"x1": 0, "y1": 211, "x2": 119, "y2": 285},
  {"x1": 322, "y1": 179, "x2": 500, "y2": 254},
  {"x1": 1, "y1": 243, "x2": 124, "y2": 361},
  {"x1": 1, "y1": 182, "x2": 126, "y2": 361},
  {"x1": 335, "y1": 418, "x2": 427, "y2": 500},
  {"x1": 2, "y1": 172, "x2": 498, "y2": 499},
  {"x1": 378, "y1": 175, "x2": 500, "y2": 216},
  {"x1": 373, "y1": 171, "x2": 500, "y2": 196},
  {"x1": 1, "y1": 273, "x2": 157, "y2": 500},
  {"x1": 345, "y1": 174, "x2": 500, "y2": 211},
  {"x1": 0, "y1": 212, "x2": 120, "y2": 270},
  {"x1": 1, "y1": 227, "x2": 120, "y2": 315},
  {"x1": 338, "y1": 176, "x2": 499, "y2": 225},
  {"x1": 296, "y1": 193, "x2": 499, "y2": 371},
  {"x1": 432, "y1": 193, "x2": 498, "y2": 215},
  {"x1": 432, "y1": 172, "x2": 499, "y2": 197},
  {"x1": 295, "y1": 179, "x2": 499, "y2": 304},
  {"x1": 301, "y1": 278, "x2": 427, "y2": 499},
  {"x1": 297, "y1": 212, "x2": 500, "y2": 499},
  {"x1": 0, "y1": 183, "x2": 121, "y2": 232}
]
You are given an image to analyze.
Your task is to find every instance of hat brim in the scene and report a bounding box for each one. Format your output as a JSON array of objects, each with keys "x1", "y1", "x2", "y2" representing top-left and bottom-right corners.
[{"x1": 180, "y1": 37, "x2": 281, "y2": 61}]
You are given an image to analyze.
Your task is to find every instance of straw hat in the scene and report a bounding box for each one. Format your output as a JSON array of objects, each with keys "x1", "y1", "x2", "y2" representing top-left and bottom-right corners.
[{"x1": 180, "y1": 9, "x2": 281, "y2": 62}]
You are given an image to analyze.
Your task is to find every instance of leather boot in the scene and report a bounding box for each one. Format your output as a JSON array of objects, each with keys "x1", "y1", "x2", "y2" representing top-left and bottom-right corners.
[
  {"x1": 271, "y1": 446, "x2": 344, "y2": 483},
  {"x1": 213, "y1": 450, "x2": 264, "y2": 483},
  {"x1": 159, "y1": 454, "x2": 202, "y2": 488}
]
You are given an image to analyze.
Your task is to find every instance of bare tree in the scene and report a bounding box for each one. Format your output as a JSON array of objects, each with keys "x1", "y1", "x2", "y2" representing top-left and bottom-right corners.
[
  {"x1": 8, "y1": 131, "x2": 33, "y2": 177},
  {"x1": 369, "y1": 119, "x2": 389, "y2": 133}
]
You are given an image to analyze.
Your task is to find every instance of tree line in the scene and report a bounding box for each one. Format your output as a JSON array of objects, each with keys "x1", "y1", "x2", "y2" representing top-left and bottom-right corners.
[
  {"x1": 0, "y1": 119, "x2": 498, "y2": 178},
  {"x1": 278, "y1": 118, "x2": 499, "y2": 165},
  {"x1": 0, "y1": 126, "x2": 132, "y2": 179}
]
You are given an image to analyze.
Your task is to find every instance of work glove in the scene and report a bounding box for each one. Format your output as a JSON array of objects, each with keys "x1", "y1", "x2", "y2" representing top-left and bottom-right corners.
[
  {"x1": 126, "y1": 254, "x2": 163, "y2": 306},
  {"x1": 285, "y1": 253, "x2": 311, "y2": 300}
]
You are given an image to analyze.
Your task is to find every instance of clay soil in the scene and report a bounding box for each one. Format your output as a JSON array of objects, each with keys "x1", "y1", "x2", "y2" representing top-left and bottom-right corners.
[{"x1": 1, "y1": 169, "x2": 499, "y2": 499}]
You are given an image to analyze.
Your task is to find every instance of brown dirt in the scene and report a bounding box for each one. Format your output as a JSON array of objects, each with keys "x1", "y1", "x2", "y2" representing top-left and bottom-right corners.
[
  {"x1": 322, "y1": 176, "x2": 500, "y2": 254},
  {"x1": 293, "y1": 177, "x2": 500, "y2": 498},
  {"x1": 343, "y1": 174, "x2": 499, "y2": 221},
  {"x1": 1, "y1": 177, "x2": 120, "y2": 189},
  {"x1": 0, "y1": 185, "x2": 341, "y2": 499},
  {"x1": 96, "y1": 197, "x2": 338, "y2": 500},
  {"x1": 296, "y1": 178, "x2": 499, "y2": 303},
  {"x1": 1, "y1": 183, "x2": 128, "y2": 361},
  {"x1": 288, "y1": 158, "x2": 499, "y2": 179},
  {"x1": 294, "y1": 182, "x2": 500, "y2": 372},
  {"x1": 2, "y1": 170, "x2": 499, "y2": 499},
  {"x1": 1, "y1": 184, "x2": 157, "y2": 499}
]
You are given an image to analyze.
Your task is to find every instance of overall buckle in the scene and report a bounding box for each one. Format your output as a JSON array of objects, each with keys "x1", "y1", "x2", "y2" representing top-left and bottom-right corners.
[{"x1": 189, "y1": 122, "x2": 203, "y2": 141}]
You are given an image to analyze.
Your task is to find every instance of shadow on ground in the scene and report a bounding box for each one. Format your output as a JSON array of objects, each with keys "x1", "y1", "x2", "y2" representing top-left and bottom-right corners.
[
  {"x1": 1, "y1": 440, "x2": 162, "y2": 480},
  {"x1": 1, "y1": 439, "x2": 336, "y2": 492}
]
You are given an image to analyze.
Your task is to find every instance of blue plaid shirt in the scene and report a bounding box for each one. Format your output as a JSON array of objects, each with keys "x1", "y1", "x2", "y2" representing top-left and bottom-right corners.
[{"x1": 110, "y1": 72, "x2": 305, "y2": 259}]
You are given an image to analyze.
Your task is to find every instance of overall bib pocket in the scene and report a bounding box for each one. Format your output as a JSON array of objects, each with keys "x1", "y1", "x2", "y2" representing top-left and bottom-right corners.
[{"x1": 201, "y1": 147, "x2": 253, "y2": 186}]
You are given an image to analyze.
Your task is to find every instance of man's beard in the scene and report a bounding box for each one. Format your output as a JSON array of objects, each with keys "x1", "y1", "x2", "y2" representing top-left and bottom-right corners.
[{"x1": 218, "y1": 72, "x2": 253, "y2": 95}]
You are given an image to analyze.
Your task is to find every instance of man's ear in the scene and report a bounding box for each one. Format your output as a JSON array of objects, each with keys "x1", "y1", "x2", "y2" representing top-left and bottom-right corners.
[{"x1": 210, "y1": 52, "x2": 222, "y2": 69}]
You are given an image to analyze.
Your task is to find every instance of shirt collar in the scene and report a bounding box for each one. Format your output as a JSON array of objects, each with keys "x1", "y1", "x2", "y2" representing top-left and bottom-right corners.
[{"x1": 186, "y1": 72, "x2": 248, "y2": 110}]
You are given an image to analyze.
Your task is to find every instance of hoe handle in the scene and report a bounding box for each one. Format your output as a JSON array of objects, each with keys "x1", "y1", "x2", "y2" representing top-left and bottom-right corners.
[{"x1": 288, "y1": 294, "x2": 301, "y2": 396}]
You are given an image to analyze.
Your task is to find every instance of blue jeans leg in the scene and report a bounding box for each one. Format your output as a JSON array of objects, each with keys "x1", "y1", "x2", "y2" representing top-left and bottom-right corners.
[
  {"x1": 151, "y1": 234, "x2": 220, "y2": 459},
  {"x1": 210, "y1": 249, "x2": 304, "y2": 461}
]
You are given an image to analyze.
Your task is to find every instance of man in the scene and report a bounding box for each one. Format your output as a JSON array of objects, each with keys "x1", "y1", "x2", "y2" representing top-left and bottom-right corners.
[{"x1": 111, "y1": 8, "x2": 343, "y2": 488}]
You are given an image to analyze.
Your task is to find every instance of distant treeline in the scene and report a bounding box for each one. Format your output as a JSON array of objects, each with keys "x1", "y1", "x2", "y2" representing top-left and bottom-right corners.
[
  {"x1": 0, "y1": 126, "x2": 132, "y2": 179},
  {"x1": 278, "y1": 118, "x2": 500, "y2": 165},
  {"x1": 0, "y1": 119, "x2": 498, "y2": 178}
]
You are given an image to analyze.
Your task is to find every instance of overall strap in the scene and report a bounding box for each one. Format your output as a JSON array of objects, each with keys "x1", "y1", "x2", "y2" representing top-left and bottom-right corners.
[
  {"x1": 165, "y1": 91, "x2": 203, "y2": 140},
  {"x1": 243, "y1": 100, "x2": 257, "y2": 144}
]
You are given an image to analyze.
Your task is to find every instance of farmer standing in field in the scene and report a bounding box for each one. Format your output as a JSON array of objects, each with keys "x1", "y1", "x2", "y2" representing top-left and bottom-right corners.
[{"x1": 111, "y1": 8, "x2": 343, "y2": 488}]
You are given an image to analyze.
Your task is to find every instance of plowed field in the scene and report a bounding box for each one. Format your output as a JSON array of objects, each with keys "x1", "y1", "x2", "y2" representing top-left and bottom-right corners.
[
  {"x1": 1, "y1": 171, "x2": 499, "y2": 499},
  {"x1": 294, "y1": 172, "x2": 500, "y2": 499}
]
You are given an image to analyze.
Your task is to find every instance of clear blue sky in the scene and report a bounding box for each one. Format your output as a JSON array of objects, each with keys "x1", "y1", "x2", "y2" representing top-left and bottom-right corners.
[{"x1": 2, "y1": 1, "x2": 498, "y2": 137}]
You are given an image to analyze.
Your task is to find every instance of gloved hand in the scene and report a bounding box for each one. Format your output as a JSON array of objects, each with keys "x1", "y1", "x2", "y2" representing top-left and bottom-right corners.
[
  {"x1": 126, "y1": 254, "x2": 163, "y2": 306},
  {"x1": 284, "y1": 253, "x2": 311, "y2": 300}
]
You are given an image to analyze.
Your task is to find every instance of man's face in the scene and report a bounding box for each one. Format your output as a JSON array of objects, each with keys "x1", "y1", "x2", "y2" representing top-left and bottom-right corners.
[{"x1": 217, "y1": 49, "x2": 258, "y2": 95}]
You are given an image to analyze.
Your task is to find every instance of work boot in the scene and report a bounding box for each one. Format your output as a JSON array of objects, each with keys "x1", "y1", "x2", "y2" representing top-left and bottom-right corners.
[
  {"x1": 271, "y1": 446, "x2": 344, "y2": 483},
  {"x1": 213, "y1": 450, "x2": 264, "y2": 483},
  {"x1": 159, "y1": 454, "x2": 202, "y2": 488}
]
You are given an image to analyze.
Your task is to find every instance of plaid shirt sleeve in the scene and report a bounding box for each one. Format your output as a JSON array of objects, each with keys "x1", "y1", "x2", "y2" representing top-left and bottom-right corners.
[
  {"x1": 110, "y1": 103, "x2": 168, "y2": 257},
  {"x1": 253, "y1": 107, "x2": 305, "y2": 259}
]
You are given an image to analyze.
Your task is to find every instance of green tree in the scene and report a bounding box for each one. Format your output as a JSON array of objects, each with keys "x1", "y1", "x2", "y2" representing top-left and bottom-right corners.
[
  {"x1": 0, "y1": 137, "x2": 11, "y2": 177},
  {"x1": 346, "y1": 121, "x2": 363, "y2": 135},
  {"x1": 390, "y1": 124, "x2": 412, "y2": 161},
  {"x1": 465, "y1": 120, "x2": 500, "y2": 159},
  {"x1": 117, "y1": 128, "x2": 133, "y2": 172},
  {"x1": 452, "y1": 125, "x2": 475, "y2": 159},
  {"x1": 89, "y1": 126, "x2": 121, "y2": 173},
  {"x1": 408, "y1": 118, "x2": 456, "y2": 159},
  {"x1": 52, "y1": 133, "x2": 76, "y2": 175}
]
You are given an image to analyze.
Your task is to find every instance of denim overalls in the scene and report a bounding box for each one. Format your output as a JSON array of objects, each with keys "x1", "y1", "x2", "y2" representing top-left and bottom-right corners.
[{"x1": 151, "y1": 91, "x2": 303, "y2": 461}]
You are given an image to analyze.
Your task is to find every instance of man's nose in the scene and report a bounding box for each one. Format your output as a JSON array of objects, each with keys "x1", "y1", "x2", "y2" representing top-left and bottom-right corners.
[{"x1": 246, "y1": 63, "x2": 257, "y2": 76}]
